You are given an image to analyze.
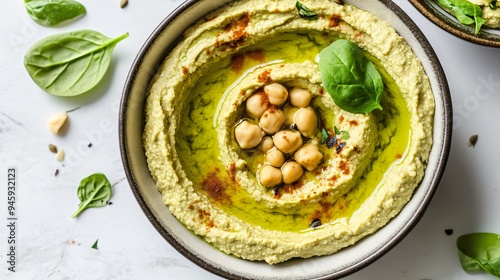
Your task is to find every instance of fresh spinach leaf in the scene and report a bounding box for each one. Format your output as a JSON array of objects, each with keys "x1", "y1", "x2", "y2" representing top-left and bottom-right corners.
[
  {"x1": 318, "y1": 39, "x2": 384, "y2": 114},
  {"x1": 456, "y1": 232, "x2": 500, "y2": 278},
  {"x1": 24, "y1": 30, "x2": 128, "y2": 97},
  {"x1": 295, "y1": 1, "x2": 318, "y2": 20},
  {"x1": 71, "y1": 173, "x2": 112, "y2": 218},
  {"x1": 24, "y1": 0, "x2": 86, "y2": 26},
  {"x1": 437, "y1": 0, "x2": 485, "y2": 34}
]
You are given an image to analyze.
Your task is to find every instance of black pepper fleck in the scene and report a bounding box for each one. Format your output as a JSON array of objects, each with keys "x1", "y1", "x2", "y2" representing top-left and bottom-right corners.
[
  {"x1": 310, "y1": 218, "x2": 322, "y2": 228},
  {"x1": 445, "y1": 229, "x2": 454, "y2": 236},
  {"x1": 468, "y1": 135, "x2": 478, "y2": 147},
  {"x1": 326, "y1": 137, "x2": 337, "y2": 149},
  {"x1": 54, "y1": 169, "x2": 59, "y2": 176},
  {"x1": 336, "y1": 142, "x2": 346, "y2": 153},
  {"x1": 88, "y1": 143, "x2": 93, "y2": 148}
]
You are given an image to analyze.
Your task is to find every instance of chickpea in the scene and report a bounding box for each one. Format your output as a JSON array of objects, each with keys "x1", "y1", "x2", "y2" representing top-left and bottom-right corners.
[
  {"x1": 283, "y1": 104, "x2": 299, "y2": 125},
  {"x1": 259, "y1": 107, "x2": 285, "y2": 134},
  {"x1": 245, "y1": 91, "x2": 269, "y2": 118},
  {"x1": 289, "y1": 88, "x2": 312, "y2": 108},
  {"x1": 281, "y1": 161, "x2": 304, "y2": 184},
  {"x1": 258, "y1": 165, "x2": 283, "y2": 187},
  {"x1": 266, "y1": 148, "x2": 285, "y2": 167},
  {"x1": 259, "y1": 136, "x2": 274, "y2": 153},
  {"x1": 273, "y1": 130, "x2": 303, "y2": 154},
  {"x1": 293, "y1": 143, "x2": 323, "y2": 171},
  {"x1": 234, "y1": 120, "x2": 264, "y2": 149},
  {"x1": 263, "y1": 83, "x2": 288, "y2": 106},
  {"x1": 293, "y1": 106, "x2": 318, "y2": 138}
]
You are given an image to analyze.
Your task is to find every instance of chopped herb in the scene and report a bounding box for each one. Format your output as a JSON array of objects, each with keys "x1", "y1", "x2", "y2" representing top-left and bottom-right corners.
[
  {"x1": 48, "y1": 144, "x2": 58, "y2": 153},
  {"x1": 321, "y1": 128, "x2": 329, "y2": 144},
  {"x1": 66, "y1": 106, "x2": 80, "y2": 113},
  {"x1": 490, "y1": 0, "x2": 498, "y2": 9},
  {"x1": 334, "y1": 126, "x2": 341, "y2": 135},
  {"x1": 326, "y1": 136, "x2": 337, "y2": 148},
  {"x1": 445, "y1": 229, "x2": 454, "y2": 236},
  {"x1": 295, "y1": 1, "x2": 318, "y2": 20},
  {"x1": 91, "y1": 239, "x2": 99, "y2": 250},
  {"x1": 468, "y1": 134, "x2": 478, "y2": 147},
  {"x1": 340, "y1": 130, "x2": 350, "y2": 140},
  {"x1": 310, "y1": 218, "x2": 322, "y2": 228}
]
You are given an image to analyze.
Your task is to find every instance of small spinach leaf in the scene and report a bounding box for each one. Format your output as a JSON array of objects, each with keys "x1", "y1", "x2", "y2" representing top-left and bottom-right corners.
[
  {"x1": 24, "y1": 0, "x2": 86, "y2": 26},
  {"x1": 437, "y1": 0, "x2": 485, "y2": 34},
  {"x1": 318, "y1": 39, "x2": 384, "y2": 114},
  {"x1": 295, "y1": 1, "x2": 318, "y2": 20},
  {"x1": 71, "y1": 173, "x2": 112, "y2": 218},
  {"x1": 24, "y1": 30, "x2": 128, "y2": 97},
  {"x1": 456, "y1": 232, "x2": 500, "y2": 278}
]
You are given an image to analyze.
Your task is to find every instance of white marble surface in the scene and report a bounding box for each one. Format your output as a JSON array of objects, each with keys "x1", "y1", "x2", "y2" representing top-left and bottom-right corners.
[{"x1": 1, "y1": 0, "x2": 500, "y2": 279}]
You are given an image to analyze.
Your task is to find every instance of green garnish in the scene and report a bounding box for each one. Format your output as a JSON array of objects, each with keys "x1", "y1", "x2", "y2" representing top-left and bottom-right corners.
[
  {"x1": 456, "y1": 233, "x2": 500, "y2": 278},
  {"x1": 71, "y1": 173, "x2": 112, "y2": 218},
  {"x1": 24, "y1": 30, "x2": 128, "y2": 96},
  {"x1": 318, "y1": 39, "x2": 384, "y2": 114},
  {"x1": 491, "y1": 0, "x2": 498, "y2": 9},
  {"x1": 24, "y1": 0, "x2": 86, "y2": 26},
  {"x1": 437, "y1": 0, "x2": 485, "y2": 34},
  {"x1": 321, "y1": 128, "x2": 329, "y2": 144},
  {"x1": 91, "y1": 239, "x2": 99, "y2": 250},
  {"x1": 295, "y1": 1, "x2": 318, "y2": 20}
]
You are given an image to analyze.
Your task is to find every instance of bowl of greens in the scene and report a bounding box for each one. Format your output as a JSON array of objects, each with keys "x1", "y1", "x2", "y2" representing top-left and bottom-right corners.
[{"x1": 409, "y1": 0, "x2": 500, "y2": 47}]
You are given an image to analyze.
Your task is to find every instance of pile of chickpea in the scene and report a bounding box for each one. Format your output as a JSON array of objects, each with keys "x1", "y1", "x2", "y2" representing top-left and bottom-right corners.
[{"x1": 234, "y1": 83, "x2": 324, "y2": 188}]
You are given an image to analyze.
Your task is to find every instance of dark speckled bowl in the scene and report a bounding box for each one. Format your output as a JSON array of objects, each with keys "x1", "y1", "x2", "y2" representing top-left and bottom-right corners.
[
  {"x1": 409, "y1": 0, "x2": 500, "y2": 47},
  {"x1": 119, "y1": 0, "x2": 452, "y2": 278}
]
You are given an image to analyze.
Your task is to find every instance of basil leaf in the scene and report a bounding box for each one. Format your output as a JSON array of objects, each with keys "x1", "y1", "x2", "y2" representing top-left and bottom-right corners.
[
  {"x1": 71, "y1": 173, "x2": 112, "y2": 218},
  {"x1": 437, "y1": 0, "x2": 485, "y2": 34},
  {"x1": 24, "y1": 30, "x2": 128, "y2": 97},
  {"x1": 295, "y1": 1, "x2": 318, "y2": 20},
  {"x1": 456, "y1": 233, "x2": 500, "y2": 278},
  {"x1": 24, "y1": 0, "x2": 86, "y2": 26},
  {"x1": 318, "y1": 39, "x2": 384, "y2": 114}
]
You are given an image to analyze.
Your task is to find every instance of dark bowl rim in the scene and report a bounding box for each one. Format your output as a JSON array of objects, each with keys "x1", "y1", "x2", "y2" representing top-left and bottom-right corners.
[
  {"x1": 118, "y1": 0, "x2": 453, "y2": 279},
  {"x1": 409, "y1": 0, "x2": 500, "y2": 48}
]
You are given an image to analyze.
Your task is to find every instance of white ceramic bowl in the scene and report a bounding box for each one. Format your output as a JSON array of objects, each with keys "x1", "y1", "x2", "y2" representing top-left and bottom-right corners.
[{"x1": 119, "y1": 0, "x2": 452, "y2": 278}]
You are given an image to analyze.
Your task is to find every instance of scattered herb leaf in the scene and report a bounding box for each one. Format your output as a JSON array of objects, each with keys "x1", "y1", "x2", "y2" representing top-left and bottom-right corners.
[
  {"x1": 321, "y1": 128, "x2": 329, "y2": 144},
  {"x1": 91, "y1": 239, "x2": 99, "y2": 250},
  {"x1": 468, "y1": 134, "x2": 478, "y2": 147},
  {"x1": 340, "y1": 130, "x2": 350, "y2": 140},
  {"x1": 24, "y1": 0, "x2": 86, "y2": 26},
  {"x1": 24, "y1": 30, "x2": 128, "y2": 97},
  {"x1": 437, "y1": 0, "x2": 485, "y2": 34},
  {"x1": 319, "y1": 39, "x2": 384, "y2": 113},
  {"x1": 456, "y1": 233, "x2": 500, "y2": 277},
  {"x1": 71, "y1": 173, "x2": 112, "y2": 218},
  {"x1": 295, "y1": 1, "x2": 318, "y2": 20}
]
